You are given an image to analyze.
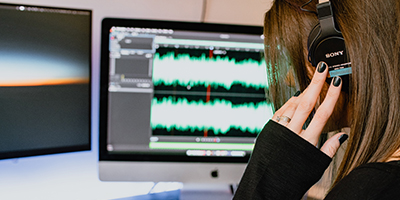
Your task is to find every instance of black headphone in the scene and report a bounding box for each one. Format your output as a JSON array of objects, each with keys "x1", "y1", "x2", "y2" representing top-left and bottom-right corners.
[{"x1": 307, "y1": 0, "x2": 351, "y2": 79}]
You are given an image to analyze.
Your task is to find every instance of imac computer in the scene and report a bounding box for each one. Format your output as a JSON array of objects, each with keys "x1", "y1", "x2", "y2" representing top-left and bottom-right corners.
[
  {"x1": 0, "y1": 3, "x2": 92, "y2": 160},
  {"x1": 99, "y1": 18, "x2": 274, "y2": 184}
]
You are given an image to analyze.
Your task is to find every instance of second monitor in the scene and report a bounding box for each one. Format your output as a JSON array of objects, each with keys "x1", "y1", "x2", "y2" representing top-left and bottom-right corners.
[{"x1": 99, "y1": 18, "x2": 273, "y2": 183}]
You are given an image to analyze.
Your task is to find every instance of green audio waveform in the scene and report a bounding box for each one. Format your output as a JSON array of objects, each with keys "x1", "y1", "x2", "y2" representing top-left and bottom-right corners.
[
  {"x1": 150, "y1": 97, "x2": 274, "y2": 135},
  {"x1": 153, "y1": 52, "x2": 268, "y2": 90}
]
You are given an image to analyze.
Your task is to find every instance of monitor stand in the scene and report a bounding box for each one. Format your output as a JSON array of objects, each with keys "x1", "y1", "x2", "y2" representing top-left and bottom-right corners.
[
  {"x1": 115, "y1": 183, "x2": 236, "y2": 200},
  {"x1": 179, "y1": 183, "x2": 235, "y2": 200}
]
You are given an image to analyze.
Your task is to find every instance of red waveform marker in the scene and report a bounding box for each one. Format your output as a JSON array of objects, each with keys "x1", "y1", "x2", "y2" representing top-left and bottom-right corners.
[
  {"x1": 206, "y1": 84, "x2": 211, "y2": 103},
  {"x1": 204, "y1": 84, "x2": 211, "y2": 137}
]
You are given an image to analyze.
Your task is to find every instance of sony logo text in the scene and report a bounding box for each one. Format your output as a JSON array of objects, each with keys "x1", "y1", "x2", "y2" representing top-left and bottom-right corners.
[{"x1": 326, "y1": 50, "x2": 344, "y2": 58}]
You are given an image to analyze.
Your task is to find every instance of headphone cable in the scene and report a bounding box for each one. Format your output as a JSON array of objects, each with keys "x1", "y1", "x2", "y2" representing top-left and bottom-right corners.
[{"x1": 300, "y1": 0, "x2": 318, "y2": 15}]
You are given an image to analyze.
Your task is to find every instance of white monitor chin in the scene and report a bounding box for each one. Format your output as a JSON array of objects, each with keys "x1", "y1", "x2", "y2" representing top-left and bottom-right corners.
[{"x1": 99, "y1": 161, "x2": 246, "y2": 184}]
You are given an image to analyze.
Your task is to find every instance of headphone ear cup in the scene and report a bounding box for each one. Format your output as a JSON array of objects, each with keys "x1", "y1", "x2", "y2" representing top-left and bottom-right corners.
[
  {"x1": 307, "y1": 23, "x2": 321, "y2": 67},
  {"x1": 306, "y1": 2, "x2": 351, "y2": 92}
]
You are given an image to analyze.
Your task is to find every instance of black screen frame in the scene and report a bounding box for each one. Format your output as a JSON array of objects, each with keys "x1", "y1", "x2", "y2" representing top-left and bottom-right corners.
[{"x1": 99, "y1": 18, "x2": 264, "y2": 163}]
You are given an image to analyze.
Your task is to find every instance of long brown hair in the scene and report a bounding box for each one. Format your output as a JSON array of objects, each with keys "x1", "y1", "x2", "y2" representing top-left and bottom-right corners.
[
  {"x1": 264, "y1": 0, "x2": 317, "y2": 107},
  {"x1": 263, "y1": 0, "x2": 400, "y2": 188},
  {"x1": 331, "y1": 0, "x2": 400, "y2": 186}
]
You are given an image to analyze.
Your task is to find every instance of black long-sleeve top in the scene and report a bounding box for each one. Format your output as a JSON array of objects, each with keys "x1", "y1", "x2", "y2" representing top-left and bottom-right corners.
[{"x1": 233, "y1": 120, "x2": 400, "y2": 200}]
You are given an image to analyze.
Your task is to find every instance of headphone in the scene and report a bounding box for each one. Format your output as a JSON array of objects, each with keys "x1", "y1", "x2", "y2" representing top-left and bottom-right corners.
[{"x1": 307, "y1": 0, "x2": 351, "y2": 79}]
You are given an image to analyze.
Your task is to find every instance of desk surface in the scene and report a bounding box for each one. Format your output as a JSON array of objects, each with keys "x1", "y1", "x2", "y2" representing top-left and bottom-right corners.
[{"x1": 116, "y1": 189, "x2": 233, "y2": 200}]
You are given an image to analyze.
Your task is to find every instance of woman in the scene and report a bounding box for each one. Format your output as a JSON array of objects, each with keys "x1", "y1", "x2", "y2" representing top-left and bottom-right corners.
[{"x1": 233, "y1": 0, "x2": 400, "y2": 199}]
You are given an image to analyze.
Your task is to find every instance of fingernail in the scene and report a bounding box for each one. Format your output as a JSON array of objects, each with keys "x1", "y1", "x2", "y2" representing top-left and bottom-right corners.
[
  {"x1": 317, "y1": 62, "x2": 327, "y2": 73},
  {"x1": 293, "y1": 91, "x2": 301, "y2": 97},
  {"x1": 339, "y1": 134, "x2": 348, "y2": 145},
  {"x1": 333, "y1": 76, "x2": 342, "y2": 87}
]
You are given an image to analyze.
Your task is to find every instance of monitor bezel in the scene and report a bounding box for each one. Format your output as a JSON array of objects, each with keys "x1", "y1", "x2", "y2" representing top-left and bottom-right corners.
[
  {"x1": 99, "y1": 18, "x2": 264, "y2": 164},
  {"x1": 0, "y1": 2, "x2": 92, "y2": 160}
]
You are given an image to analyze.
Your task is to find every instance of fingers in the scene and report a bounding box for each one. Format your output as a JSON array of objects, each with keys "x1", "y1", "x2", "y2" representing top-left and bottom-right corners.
[
  {"x1": 320, "y1": 133, "x2": 348, "y2": 158},
  {"x1": 286, "y1": 62, "x2": 329, "y2": 134},
  {"x1": 301, "y1": 76, "x2": 342, "y2": 145},
  {"x1": 272, "y1": 94, "x2": 300, "y2": 126},
  {"x1": 272, "y1": 61, "x2": 343, "y2": 148},
  {"x1": 270, "y1": 61, "x2": 345, "y2": 158}
]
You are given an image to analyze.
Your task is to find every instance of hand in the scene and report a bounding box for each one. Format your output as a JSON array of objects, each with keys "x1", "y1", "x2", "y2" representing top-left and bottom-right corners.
[{"x1": 272, "y1": 62, "x2": 348, "y2": 158}]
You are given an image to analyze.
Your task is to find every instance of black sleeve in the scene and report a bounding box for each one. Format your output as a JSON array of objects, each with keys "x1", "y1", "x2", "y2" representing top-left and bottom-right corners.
[
  {"x1": 233, "y1": 120, "x2": 332, "y2": 200},
  {"x1": 324, "y1": 162, "x2": 400, "y2": 200}
]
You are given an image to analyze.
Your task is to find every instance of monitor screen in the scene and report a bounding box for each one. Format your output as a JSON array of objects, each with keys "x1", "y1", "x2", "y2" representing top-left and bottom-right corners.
[
  {"x1": 0, "y1": 3, "x2": 92, "y2": 160},
  {"x1": 99, "y1": 18, "x2": 273, "y2": 183}
]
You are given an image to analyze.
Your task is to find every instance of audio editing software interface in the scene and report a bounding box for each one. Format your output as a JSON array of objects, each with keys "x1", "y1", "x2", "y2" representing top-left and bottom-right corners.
[{"x1": 106, "y1": 26, "x2": 274, "y2": 157}]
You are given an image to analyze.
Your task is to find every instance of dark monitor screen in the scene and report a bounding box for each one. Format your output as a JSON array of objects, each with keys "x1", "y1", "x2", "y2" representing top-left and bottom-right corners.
[
  {"x1": 0, "y1": 3, "x2": 92, "y2": 160},
  {"x1": 99, "y1": 18, "x2": 274, "y2": 182}
]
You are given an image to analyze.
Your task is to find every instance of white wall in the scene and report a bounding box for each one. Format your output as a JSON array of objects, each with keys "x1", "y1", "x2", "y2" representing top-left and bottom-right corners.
[{"x1": 0, "y1": 0, "x2": 272, "y2": 199}]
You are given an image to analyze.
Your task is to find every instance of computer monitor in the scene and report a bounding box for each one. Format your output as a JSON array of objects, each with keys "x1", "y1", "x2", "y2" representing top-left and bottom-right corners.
[
  {"x1": 99, "y1": 18, "x2": 273, "y2": 184},
  {"x1": 0, "y1": 3, "x2": 92, "y2": 160}
]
